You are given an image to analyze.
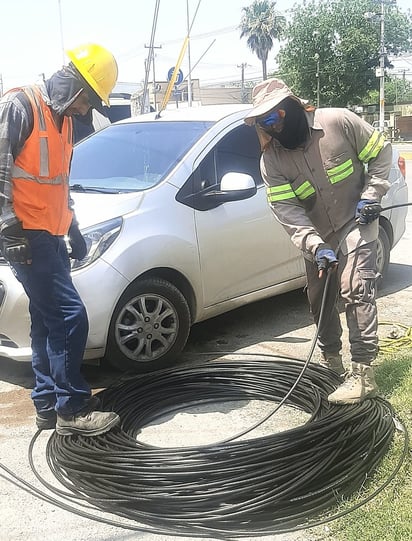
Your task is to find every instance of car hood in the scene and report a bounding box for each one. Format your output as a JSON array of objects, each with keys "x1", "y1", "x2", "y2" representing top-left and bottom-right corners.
[{"x1": 71, "y1": 192, "x2": 144, "y2": 228}]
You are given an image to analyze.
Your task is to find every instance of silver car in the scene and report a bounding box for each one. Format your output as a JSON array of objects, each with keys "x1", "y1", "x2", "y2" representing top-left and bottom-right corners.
[{"x1": 0, "y1": 105, "x2": 408, "y2": 372}]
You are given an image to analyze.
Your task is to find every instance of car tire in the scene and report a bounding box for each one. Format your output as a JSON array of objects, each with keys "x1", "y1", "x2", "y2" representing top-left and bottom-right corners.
[
  {"x1": 377, "y1": 225, "x2": 390, "y2": 281},
  {"x1": 104, "y1": 277, "x2": 191, "y2": 373}
]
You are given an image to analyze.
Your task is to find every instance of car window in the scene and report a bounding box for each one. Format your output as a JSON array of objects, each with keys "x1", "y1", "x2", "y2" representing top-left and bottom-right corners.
[
  {"x1": 195, "y1": 124, "x2": 263, "y2": 191},
  {"x1": 69, "y1": 121, "x2": 213, "y2": 192}
]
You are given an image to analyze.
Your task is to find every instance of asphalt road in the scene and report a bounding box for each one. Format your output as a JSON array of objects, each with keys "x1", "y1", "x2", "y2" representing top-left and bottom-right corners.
[{"x1": 0, "y1": 149, "x2": 411, "y2": 541}]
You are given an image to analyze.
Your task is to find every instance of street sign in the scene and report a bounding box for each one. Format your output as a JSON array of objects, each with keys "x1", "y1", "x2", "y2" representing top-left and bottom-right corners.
[{"x1": 167, "y1": 67, "x2": 184, "y2": 85}]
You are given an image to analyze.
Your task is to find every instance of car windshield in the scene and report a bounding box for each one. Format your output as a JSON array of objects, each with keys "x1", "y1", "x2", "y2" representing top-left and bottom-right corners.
[{"x1": 69, "y1": 120, "x2": 213, "y2": 192}]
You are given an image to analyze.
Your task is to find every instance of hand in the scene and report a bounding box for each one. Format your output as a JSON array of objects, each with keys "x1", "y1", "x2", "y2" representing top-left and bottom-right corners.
[
  {"x1": 315, "y1": 243, "x2": 338, "y2": 278},
  {"x1": 68, "y1": 220, "x2": 87, "y2": 260},
  {"x1": 0, "y1": 222, "x2": 32, "y2": 264},
  {"x1": 355, "y1": 199, "x2": 382, "y2": 225}
]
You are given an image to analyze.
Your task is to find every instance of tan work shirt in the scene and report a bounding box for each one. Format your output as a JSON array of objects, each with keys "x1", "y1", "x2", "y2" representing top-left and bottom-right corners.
[{"x1": 260, "y1": 108, "x2": 392, "y2": 259}]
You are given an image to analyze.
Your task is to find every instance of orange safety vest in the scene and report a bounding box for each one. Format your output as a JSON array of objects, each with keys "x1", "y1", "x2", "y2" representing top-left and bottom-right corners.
[{"x1": 11, "y1": 86, "x2": 73, "y2": 235}]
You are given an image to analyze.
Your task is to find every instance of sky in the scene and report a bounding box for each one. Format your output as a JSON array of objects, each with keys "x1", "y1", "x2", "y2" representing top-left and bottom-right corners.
[{"x1": 0, "y1": 0, "x2": 411, "y2": 93}]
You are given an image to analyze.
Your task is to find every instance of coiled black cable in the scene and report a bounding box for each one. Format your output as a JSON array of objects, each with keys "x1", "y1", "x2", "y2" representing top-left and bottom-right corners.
[
  {"x1": 26, "y1": 356, "x2": 406, "y2": 539},
  {"x1": 3, "y1": 215, "x2": 411, "y2": 538}
]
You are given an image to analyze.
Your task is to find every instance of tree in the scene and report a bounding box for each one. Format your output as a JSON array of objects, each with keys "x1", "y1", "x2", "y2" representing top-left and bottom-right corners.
[
  {"x1": 366, "y1": 75, "x2": 412, "y2": 105},
  {"x1": 240, "y1": 0, "x2": 286, "y2": 80},
  {"x1": 275, "y1": 0, "x2": 412, "y2": 107}
]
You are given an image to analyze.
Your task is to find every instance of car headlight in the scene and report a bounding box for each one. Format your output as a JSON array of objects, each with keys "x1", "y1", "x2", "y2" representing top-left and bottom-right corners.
[{"x1": 70, "y1": 217, "x2": 123, "y2": 271}]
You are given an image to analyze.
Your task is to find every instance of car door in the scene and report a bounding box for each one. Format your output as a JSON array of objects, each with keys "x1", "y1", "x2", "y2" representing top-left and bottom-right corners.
[{"x1": 192, "y1": 123, "x2": 304, "y2": 307}]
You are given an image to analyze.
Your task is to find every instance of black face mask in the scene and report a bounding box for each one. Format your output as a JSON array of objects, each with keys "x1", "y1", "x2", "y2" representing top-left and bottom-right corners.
[
  {"x1": 45, "y1": 67, "x2": 83, "y2": 115},
  {"x1": 269, "y1": 98, "x2": 309, "y2": 149},
  {"x1": 45, "y1": 64, "x2": 106, "y2": 117}
]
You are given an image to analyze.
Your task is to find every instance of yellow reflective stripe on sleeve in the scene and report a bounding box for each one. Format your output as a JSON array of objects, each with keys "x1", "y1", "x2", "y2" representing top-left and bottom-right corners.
[
  {"x1": 326, "y1": 158, "x2": 354, "y2": 184},
  {"x1": 266, "y1": 184, "x2": 295, "y2": 202},
  {"x1": 358, "y1": 131, "x2": 385, "y2": 162},
  {"x1": 294, "y1": 180, "x2": 315, "y2": 199}
]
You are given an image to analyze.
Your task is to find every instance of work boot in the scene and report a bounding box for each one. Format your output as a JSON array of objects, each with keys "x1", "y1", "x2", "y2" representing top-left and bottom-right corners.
[
  {"x1": 318, "y1": 352, "x2": 345, "y2": 376},
  {"x1": 35, "y1": 395, "x2": 101, "y2": 431},
  {"x1": 328, "y1": 362, "x2": 378, "y2": 405},
  {"x1": 36, "y1": 409, "x2": 57, "y2": 430},
  {"x1": 56, "y1": 410, "x2": 120, "y2": 436}
]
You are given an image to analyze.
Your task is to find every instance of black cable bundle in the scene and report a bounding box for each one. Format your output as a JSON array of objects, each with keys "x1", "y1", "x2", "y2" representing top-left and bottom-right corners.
[{"x1": 41, "y1": 358, "x2": 399, "y2": 539}]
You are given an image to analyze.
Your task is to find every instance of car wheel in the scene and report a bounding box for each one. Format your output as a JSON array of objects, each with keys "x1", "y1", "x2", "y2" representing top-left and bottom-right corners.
[
  {"x1": 104, "y1": 277, "x2": 191, "y2": 373},
  {"x1": 376, "y1": 225, "x2": 390, "y2": 280}
]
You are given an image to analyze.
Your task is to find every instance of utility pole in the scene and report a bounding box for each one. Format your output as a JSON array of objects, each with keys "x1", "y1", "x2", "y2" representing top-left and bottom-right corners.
[
  {"x1": 378, "y1": 0, "x2": 386, "y2": 133},
  {"x1": 144, "y1": 44, "x2": 162, "y2": 112},
  {"x1": 186, "y1": 0, "x2": 192, "y2": 106},
  {"x1": 0, "y1": 74, "x2": 3, "y2": 97},
  {"x1": 141, "y1": 0, "x2": 161, "y2": 114},
  {"x1": 57, "y1": 0, "x2": 65, "y2": 65},
  {"x1": 237, "y1": 63, "x2": 248, "y2": 103},
  {"x1": 312, "y1": 31, "x2": 320, "y2": 108},
  {"x1": 365, "y1": 1, "x2": 396, "y2": 133},
  {"x1": 314, "y1": 53, "x2": 320, "y2": 107}
]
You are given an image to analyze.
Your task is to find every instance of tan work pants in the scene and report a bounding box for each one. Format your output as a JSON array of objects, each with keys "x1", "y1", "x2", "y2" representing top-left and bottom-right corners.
[{"x1": 304, "y1": 240, "x2": 378, "y2": 364}]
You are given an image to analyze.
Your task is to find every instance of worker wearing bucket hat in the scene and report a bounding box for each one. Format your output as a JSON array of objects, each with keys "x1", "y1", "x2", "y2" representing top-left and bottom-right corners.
[{"x1": 245, "y1": 78, "x2": 393, "y2": 405}]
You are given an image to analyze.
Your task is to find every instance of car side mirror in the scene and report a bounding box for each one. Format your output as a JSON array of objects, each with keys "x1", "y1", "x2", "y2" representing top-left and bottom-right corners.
[
  {"x1": 220, "y1": 172, "x2": 256, "y2": 191},
  {"x1": 204, "y1": 172, "x2": 257, "y2": 202},
  {"x1": 176, "y1": 172, "x2": 257, "y2": 211}
]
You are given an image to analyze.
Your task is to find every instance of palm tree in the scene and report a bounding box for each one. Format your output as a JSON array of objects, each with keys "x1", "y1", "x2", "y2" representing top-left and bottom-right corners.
[{"x1": 240, "y1": 0, "x2": 285, "y2": 80}]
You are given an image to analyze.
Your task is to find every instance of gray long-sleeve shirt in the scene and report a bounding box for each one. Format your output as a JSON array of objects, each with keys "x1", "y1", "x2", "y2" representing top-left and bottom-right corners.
[
  {"x1": 260, "y1": 108, "x2": 392, "y2": 258},
  {"x1": 0, "y1": 90, "x2": 34, "y2": 227}
]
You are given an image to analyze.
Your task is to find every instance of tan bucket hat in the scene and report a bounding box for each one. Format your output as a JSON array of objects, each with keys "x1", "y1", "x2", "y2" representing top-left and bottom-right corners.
[{"x1": 244, "y1": 78, "x2": 304, "y2": 125}]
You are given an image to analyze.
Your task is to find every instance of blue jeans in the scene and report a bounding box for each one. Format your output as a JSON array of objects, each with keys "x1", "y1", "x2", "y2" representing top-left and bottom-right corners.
[{"x1": 11, "y1": 230, "x2": 91, "y2": 416}]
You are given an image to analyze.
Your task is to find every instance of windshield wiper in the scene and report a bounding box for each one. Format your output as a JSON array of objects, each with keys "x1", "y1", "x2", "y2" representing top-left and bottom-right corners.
[{"x1": 70, "y1": 184, "x2": 121, "y2": 194}]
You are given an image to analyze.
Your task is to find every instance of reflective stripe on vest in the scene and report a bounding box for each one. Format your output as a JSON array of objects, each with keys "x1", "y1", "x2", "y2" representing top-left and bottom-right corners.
[
  {"x1": 326, "y1": 158, "x2": 354, "y2": 184},
  {"x1": 11, "y1": 165, "x2": 67, "y2": 184},
  {"x1": 267, "y1": 180, "x2": 315, "y2": 203},
  {"x1": 33, "y1": 86, "x2": 49, "y2": 178},
  {"x1": 358, "y1": 131, "x2": 385, "y2": 162}
]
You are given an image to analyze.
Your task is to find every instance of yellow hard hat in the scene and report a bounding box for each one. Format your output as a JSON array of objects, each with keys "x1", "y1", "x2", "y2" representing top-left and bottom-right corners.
[{"x1": 66, "y1": 43, "x2": 118, "y2": 106}]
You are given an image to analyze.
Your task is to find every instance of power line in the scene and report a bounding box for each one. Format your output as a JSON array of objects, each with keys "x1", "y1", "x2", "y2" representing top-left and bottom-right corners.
[{"x1": 118, "y1": 25, "x2": 240, "y2": 62}]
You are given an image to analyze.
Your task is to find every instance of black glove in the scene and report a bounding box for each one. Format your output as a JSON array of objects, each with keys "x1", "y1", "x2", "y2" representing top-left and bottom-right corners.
[
  {"x1": 68, "y1": 220, "x2": 87, "y2": 260},
  {"x1": 315, "y1": 243, "x2": 338, "y2": 272},
  {"x1": 355, "y1": 199, "x2": 382, "y2": 225},
  {"x1": 0, "y1": 222, "x2": 31, "y2": 264}
]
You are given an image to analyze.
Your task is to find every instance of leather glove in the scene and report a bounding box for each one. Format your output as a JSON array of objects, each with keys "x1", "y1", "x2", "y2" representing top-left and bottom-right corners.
[
  {"x1": 0, "y1": 222, "x2": 31, "y2": 264},
  {"x1": 68, "y1": 220, "x2": 87, "y2": 260},
  {"x1": 355, "y1": 199, "x2": 382, "y2": 225},
  {"x1": 315, "y1": 243, "x2": 338, "y2": 273}
]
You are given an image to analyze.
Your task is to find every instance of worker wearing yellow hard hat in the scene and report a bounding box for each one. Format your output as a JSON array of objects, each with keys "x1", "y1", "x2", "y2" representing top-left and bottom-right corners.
[{"x1": 0, "y1": 43, "x2": 120, "y2": 437}]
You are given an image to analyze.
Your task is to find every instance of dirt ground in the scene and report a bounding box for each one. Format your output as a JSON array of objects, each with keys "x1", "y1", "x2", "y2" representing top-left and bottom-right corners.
[{"x1": 0, "y1": 159, "x2": 411, "y2": 541}]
